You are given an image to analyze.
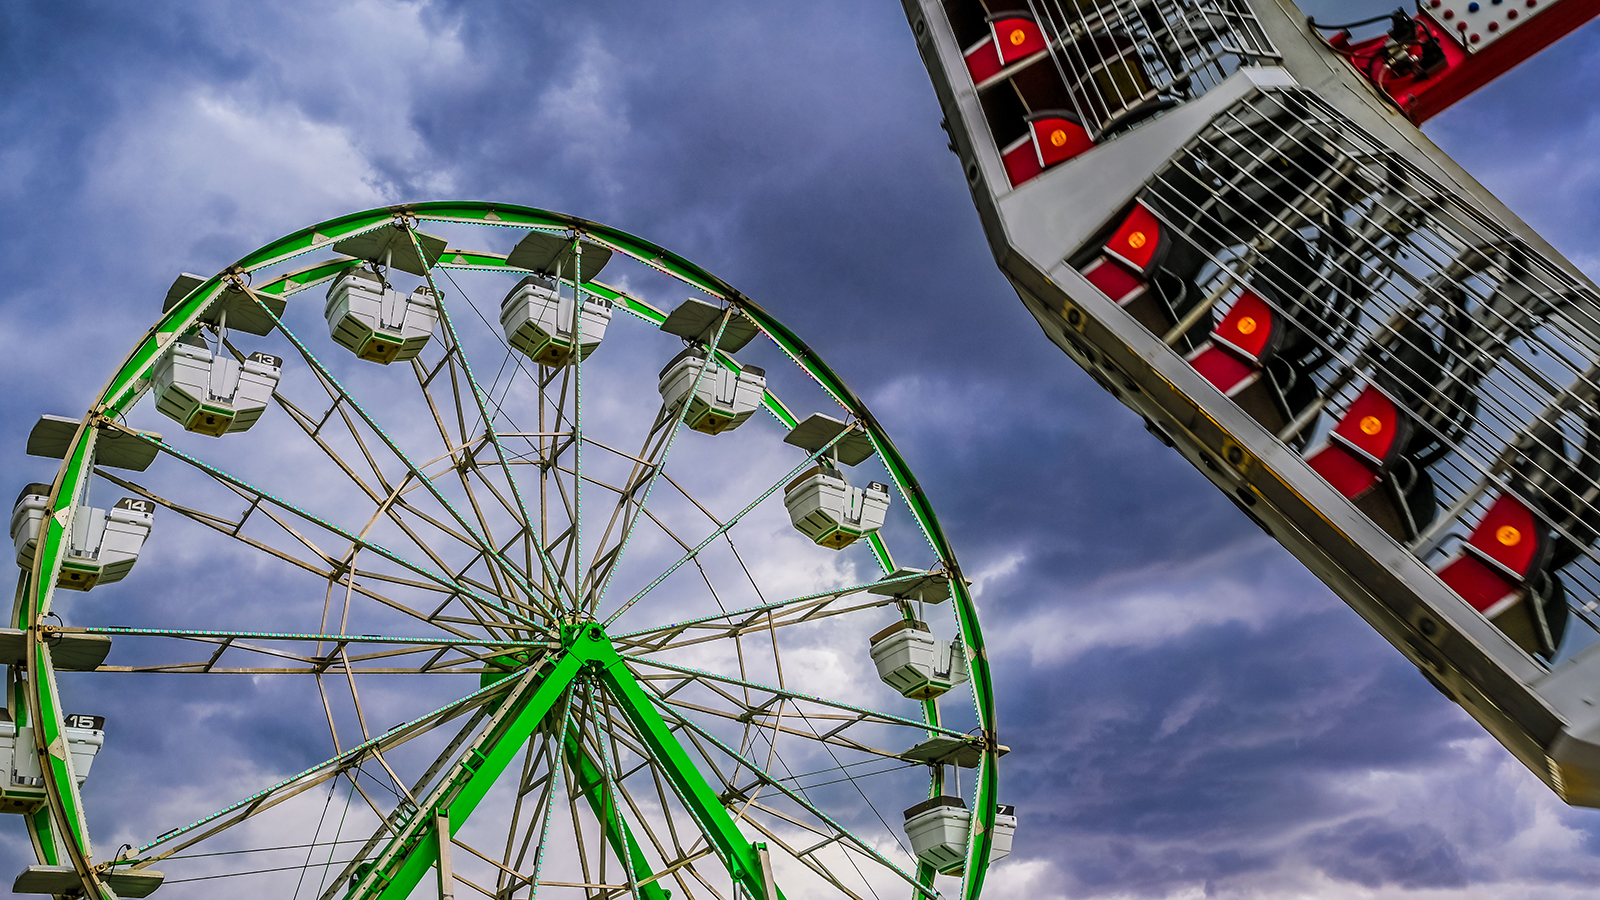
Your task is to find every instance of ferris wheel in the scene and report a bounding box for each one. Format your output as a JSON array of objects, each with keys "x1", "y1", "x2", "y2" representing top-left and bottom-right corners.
[{"x1": 0, "y1": 204, "x2": 1008, "y2": 899}]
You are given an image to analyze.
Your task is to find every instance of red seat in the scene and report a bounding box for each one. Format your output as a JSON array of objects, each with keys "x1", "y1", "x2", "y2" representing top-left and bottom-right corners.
[
  {"x1": 1077, "y1": 204, "x2": 1163, "y2": 305},
  {"x1": 1462, "y1": 492, "x2": 1547, "y2": 582},
  {"x1": 963, "y1": 13, "x2": 1048, "y2": 86},
  {"x1": 1000, "y1": 133, "x2": 1042, "y2": 187},
  {"x1": 1103, "y1": 203, "x2": 1165, "y2": 275},
  {"x1": 1182, "y1": 288, "x2": 1318, "y2": 436},
  {"x1": 1328, "y1": 387, "x2": 1407, "y2": 468},
  {"x1": 1186, "y1": 291, "x2": 1279, "y2": 396},
  {"x1": 1307, "y1": 387, "x2": 1409, "y2": 499},
  {"x1": 1076, "y1": 204, "x2": 1197, "y2": 341},
  {"x1": 1308, "y1": 441, "x2": 1382, "y2": 497},
  {"x1": 1187, "y1": 343, "x2": 1260, "y2": 397},
  {"x1": 1437, "y1": 493, "x2": 1548, "y2": 613},
  {"x1": 1002, "y1": 111, "x2": 1094, "y2": 187},
  {"x1": 1209, "y1": 291, "x2": 1282, "y2": 365},
  {"x1": 991, "y1": 14, "x2": 1046, "y2": 65},
  {"x1": 1080, "y1": 257, "x2": 1145, "y2": 306},
  {"x1": 1436, "y1": 493, "x2": 1560, "y2": 659},
  {"x1": 1438, "y1": 553, "x2": 1522, "y2": 618},
  {"x1": 1028, "y1": 111, "x2": 1093, "y2": 168},
  {"x1": 963, "y1": 36, "x2": 1004, "y2": 85}
]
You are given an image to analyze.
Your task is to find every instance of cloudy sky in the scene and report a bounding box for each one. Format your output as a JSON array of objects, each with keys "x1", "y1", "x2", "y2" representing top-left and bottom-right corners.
[{"x1": 6, "y1": 1, "x2": 1600, "y2": 898}]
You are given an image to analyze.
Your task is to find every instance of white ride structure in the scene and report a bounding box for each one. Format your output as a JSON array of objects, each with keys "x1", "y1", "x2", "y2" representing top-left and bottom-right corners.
[
  {"x1": 325, "y1": 267, "x2": 439, "y2": 365},
  {"x1": 657, "y1": 348, "x2": 767, "y2": 435},
  {"x1": 904, "y1": 797, "x2": 1016, "y2": 876},
  {"x1": 782, "y1": 413, "x2": 892, "y2": 549},
  {"x1": 904, "y1": 0, "x2": 1600, "y2": 804},
  {"x1": 11, "y1": 486, "x2": 152, "y2": 591},
  {"x1": 498, "y1": 228, "x2": 619, "y2": 366},
  {"x1": 152, "y1": 273, "x2": 286, "y2": 435},
  {"x1": 501, "y1": 274, "x2": 613, "y2": 367},
  {"x1": 151, "y1": 337, "x2": 281, "y2": 436},
  {"x1": 0, "y1": 714, "x2": 104, "y2": 809},
  {"x1": 656, "y1": 297, "x2": 769, "y2": 434},
  {"x1": 870, "y1": 618, "x2": 969, "y2": 699}
]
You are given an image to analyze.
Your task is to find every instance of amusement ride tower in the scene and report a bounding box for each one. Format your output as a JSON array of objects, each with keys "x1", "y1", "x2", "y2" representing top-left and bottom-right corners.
[{"x1": 901, "y1": 0, "x2": 1600, "y2": 804}]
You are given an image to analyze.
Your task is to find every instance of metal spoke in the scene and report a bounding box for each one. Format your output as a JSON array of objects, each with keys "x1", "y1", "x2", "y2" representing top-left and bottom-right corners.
[
  {"x1": 76, "y1": 627, "x2": 548, "y2": 648},
  {"x1": 643, "y1": 680, "x2": 932, "y2": 898},
  {"x1": 236, "y1": 278, "x2": 564, "y2": 621},
  {"x1": 127, "y1": 666, "x2": 529, "y2": 865},
  {"x1": 93, "y1": 437, "x2": 543, "y2": 636},
  {"x1": 603, "y1": 423, "x2": 863, "y2": 626},
  {"x1": 629, "y1": 657, "x2": 967, "y2": 741},
  {"x1": 80, "y1": 625, "x2": 543, "y2": 674},
  {"x1": 614, "y1": 572, "x2": 927, "y2": 652},
  {"x1": 583, "y1": 305, "x2": 736, "y2": 615},
  {"x1": 407, "y1": 231, "x2": 570, "y2": 618},
  {"x1": 526, "y1": 678, "x2": 578, "y2": 896}
]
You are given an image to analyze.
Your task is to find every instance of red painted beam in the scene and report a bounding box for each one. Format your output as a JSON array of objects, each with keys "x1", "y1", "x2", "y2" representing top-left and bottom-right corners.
[
  {"x1": 1411, "y1": 0, "x2": 1600, "y2": 121},
  {"x1": 1327, "y1": 0, "x2": 1600, "y2": 124}
]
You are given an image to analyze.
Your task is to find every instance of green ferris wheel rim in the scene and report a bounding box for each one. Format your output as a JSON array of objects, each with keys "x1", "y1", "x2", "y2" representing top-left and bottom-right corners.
[{"x1": 15, "y1": 201, "x2": 1002, "y2": 900}]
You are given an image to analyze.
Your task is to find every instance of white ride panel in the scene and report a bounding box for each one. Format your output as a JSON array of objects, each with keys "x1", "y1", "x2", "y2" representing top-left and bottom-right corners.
[
  {"x1": 152, "y1": 338, "x2": 281, "y2": 436},
  {"x1": 658, "y1": 348, "x2": 766, "y2": 435},
  {"x1": 0, "y1": 714, "x2": 105, "y2": 814},
  {"x1": 783, "y1": 465, "x2": 890, "y2": 550},
  {"x1": 11, "y1": 488, "x2": 152, "y2": 591},
  {"x1": 902, "y1": 797, "x2": 1016, "y2": 875},
  {"x1": 325, "y1": 268, "x2": 438, "y2": 365},
  {"x1": 869, "y1": 619, "x2": 968, "y2": 699},
  {"x1": 499, "y1": 275, "x2": 612, "y2": 367}
]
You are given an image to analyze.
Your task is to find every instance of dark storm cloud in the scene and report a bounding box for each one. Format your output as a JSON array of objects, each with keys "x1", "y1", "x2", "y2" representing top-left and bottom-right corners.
[
  {"x1": 990, "y1": 568, "x2": 1478, "y2": 893},
  {"x1": 6, "y1": 1, "x2": 1600, "y2": 897}
]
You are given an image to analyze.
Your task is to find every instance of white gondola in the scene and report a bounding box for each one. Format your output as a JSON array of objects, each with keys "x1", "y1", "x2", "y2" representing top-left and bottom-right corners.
[
  {"x1": 781, "y1": 413, "x2": 889, "y2": 549},
  {"x1": 869, "y1": 619, "x2": 968, "y2": 699},
  {"x1": 992, "y1": 804, "x2": 1017, "y2": 863},
  {"x1": 500, "y1": 275, "x2": 613, "y2": 367},
  {"x1": 11, "y1": 486, "x2": 153, "y2": 591},
  {"x1": 903, "y1": 797, "x2": 1016, "y2": 875},
  {"x1": 658, "y1": 347, "x2": 767, "y2": 434},
  {"x1": 151, "y1": 336, "x2": 281, "y2": 436},
  {"x1": 325, "y1": 268, "x2": 438, "y2": 365},
  {"x1": 783, "y1": 464, "x2": 890, "y2": 550},
  {"x1": 0, "y1": 712, "x2": 105, "y2": 814}
]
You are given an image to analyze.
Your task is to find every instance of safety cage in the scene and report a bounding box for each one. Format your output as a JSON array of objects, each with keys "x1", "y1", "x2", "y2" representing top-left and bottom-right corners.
[{"x1": 941, "y1": 0, "x2": 1279, "y2": 185}]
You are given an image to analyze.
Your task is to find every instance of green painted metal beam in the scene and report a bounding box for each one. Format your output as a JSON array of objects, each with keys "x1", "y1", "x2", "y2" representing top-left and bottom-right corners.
[
  {"x1": 350, "y1": 652, "x2": 582, "y2": 900},
  {"x1": 573, "y1": 624, "x2": 783, "y2": 900},
  {"x1": 25, "y1": 807, "x2": 59, "y2": 868},
  {"x1": 563, "y1": 728, "x2": 672, "y2": 900},
  {"x1": 17, "y1": 420, "x2": 113, "y2": 899},
  {"x1": 356, "y1": 624, "x2": 776, "y2": 900},
  {"x1": 253, "y1": 257, "x2": 361, "y2": 297}
]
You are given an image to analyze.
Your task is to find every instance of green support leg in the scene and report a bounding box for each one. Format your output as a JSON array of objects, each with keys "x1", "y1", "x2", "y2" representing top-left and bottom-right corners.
[
  {"x1": 352, "y1": 622, "x2": 784, "y2": 900},
  {"x1": 352, "y1": 652, "x2": 583, "y2": 900},
  {"x1": 563, "y1": 729, "x2": 671, "y2": 900},
  {"x1": 575, "y1": 625, "x2": 784, "y2": 900}
]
